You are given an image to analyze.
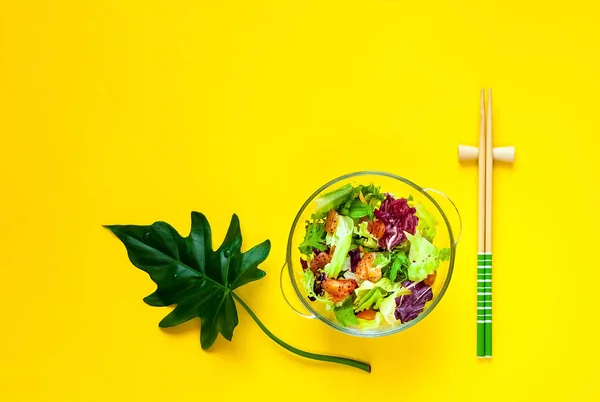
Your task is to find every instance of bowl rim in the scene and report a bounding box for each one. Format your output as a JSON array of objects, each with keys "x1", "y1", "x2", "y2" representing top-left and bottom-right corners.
[{"x1": 285, "y1": 170, "x2": 457, "y2": 337}]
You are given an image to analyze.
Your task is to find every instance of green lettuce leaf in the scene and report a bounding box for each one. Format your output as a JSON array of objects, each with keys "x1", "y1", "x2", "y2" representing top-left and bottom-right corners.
[
  {"x1": 334, "y1": 297, "x2": 359, "y2": 327},
  {"x1": 345, "y1": 199, "x2": 373, "y2": 219},
  {"x1": 373, "y1": 252, "x2": 391, "y2": 269},
  {"x1": 313, "y1": 184, "x2": 354, "y2": 218},
  {"x1": 405, "y1": 230, "x2": 441, "y2": 282},
  {"x1": 415, "y1": 203, "x2": 437, "y2": 242},
  {"x1": 389, "y1": 251, "x2": 409, "y2": 282},
  {"x1": 354, "y1": 279, "x2": 375, "y2": 297},
  {"x1": 353, "y1": 277, "x2": 396, "y2": 312},
  {"x1": 373, "y1": 277, "x2": 396, "y2": 292},
  {"x1": 354, "y1": 278, "x2": 396, "y2": 298},
  {"x1": 301, "y1": 268, "x2": 316, "y2": 299},
  {"x1": 357, "y1": 312, "x2": 384, "y2": 330},
  {"x1": 354, "y1": 287, "x2": 385, "y2": 312},
  {"x1": 353, "y1": 280, "x2": 376, "y2": 311},
  {"x1": 337, "y1": 185, "x2": 382, "y2": 218},
  {"x1": 337, "y1": 188, "x2": 373, "y2": 219},
  {"x1": 439, "y1": 247, "x2": 451, "y2": 261},
  {"x1": 298, "y1": 220, "x2": 326, "y2": 256},
  {"x1": 324, "y1": 215, "x2": 354, "y2": 278},
  {"x1": 360, "y1": 184, "x2": 385, "y2": 208},
  {"x1": 353, "y1": 221, "x2": 378, "y2": 249}
]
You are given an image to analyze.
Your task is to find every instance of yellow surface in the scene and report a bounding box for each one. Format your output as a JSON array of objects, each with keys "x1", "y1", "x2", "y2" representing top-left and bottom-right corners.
[{"x1": 1, "y1": 1, "x2": 599, "y2": 400}]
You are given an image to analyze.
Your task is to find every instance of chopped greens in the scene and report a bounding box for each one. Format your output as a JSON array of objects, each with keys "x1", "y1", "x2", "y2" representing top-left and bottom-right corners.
[
  {"x1": 298, "y1": 220, "x2": 326, "y2": 256},
  {"x1": 299, "y1": 182, "x2": 453, "y2": 331}
]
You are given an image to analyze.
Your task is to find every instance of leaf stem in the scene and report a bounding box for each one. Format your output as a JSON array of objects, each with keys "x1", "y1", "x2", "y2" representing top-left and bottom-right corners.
[{"x1": 231, "y1": 292, "x2": 371, "y2": 373}]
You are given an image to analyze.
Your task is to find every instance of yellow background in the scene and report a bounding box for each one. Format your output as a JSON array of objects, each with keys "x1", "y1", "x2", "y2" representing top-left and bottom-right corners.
[{"x1": 1, "y1": 1, "x2": 599, "y2": 400}]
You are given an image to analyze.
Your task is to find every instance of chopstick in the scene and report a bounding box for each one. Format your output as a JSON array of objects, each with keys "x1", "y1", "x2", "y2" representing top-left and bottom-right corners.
[
  {"x1": 477, "y1": 89, "x2": 488, "y2": 358},
  {"x1": 484, "y1": 89, "x2": 493, "y2": 358},
  {"x1": 476, "y1": 89, "x2": 494, "y2": 358},
  {"x1": 464, "y1": 89, "x2": 512, "y2": 359}
]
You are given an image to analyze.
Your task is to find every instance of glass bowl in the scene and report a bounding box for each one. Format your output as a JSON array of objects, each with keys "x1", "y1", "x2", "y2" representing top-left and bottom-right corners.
[{"x1": 280, "y1": 171, "x2": 461, "y2": 337}]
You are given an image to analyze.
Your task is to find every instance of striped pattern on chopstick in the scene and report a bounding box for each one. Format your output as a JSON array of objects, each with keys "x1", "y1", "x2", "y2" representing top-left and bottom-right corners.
[{"x1": 478, "y1": 252, "x2": 492, "y2": 357}]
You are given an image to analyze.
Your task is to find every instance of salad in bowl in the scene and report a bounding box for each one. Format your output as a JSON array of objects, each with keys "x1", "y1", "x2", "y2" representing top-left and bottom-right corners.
[{"x1": 295, "y1": 179, "x2": 453, "y2": 331}]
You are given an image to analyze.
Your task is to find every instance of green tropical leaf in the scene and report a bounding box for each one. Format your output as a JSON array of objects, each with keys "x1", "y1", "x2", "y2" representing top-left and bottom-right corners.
[
  {"x1": 105, "y1": 211, "x2": 371, "y2": 372},
  {"x1": 104, "y1": 212, "x2": 269, "y2": 350}
]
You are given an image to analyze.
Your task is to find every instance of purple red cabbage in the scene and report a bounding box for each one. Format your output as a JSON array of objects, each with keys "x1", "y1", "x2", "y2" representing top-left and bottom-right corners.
[
  {"x1": 348, "y1": 248, "x2": 361, "y2": 272},
  {"x1": 394, "y1": 280, "x2": 433, "y2": 323},
  {"x1": 300, "y1": 258, "x2": 308, "y2": 271},
  {"x1": 374, "y1": 194, "x2": 418, "y2": 250}
]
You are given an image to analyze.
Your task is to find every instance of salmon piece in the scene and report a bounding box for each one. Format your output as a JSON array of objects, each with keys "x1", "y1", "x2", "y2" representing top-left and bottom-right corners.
[
  {"x1": 325, "y1": 209, "x2": 339, "y2": 234},
  {"x1": 424, "y1": 272, "x2": 437, "y2": 286},
  {"x1": 356, "y1": 309, "x2": 377, "y2": 320},
  {"x1": 367, "y1": 220, "x2": 386, "y2": 240},
  {"x1": 322, "y1": 279, "x2": 358, "y2": 303},
  {"x1": 310, "y1": 252, "x2": 331, "y2": 273},
  {"x1": 356, "y1": 253, "x2": 382, "y2": 282}
]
